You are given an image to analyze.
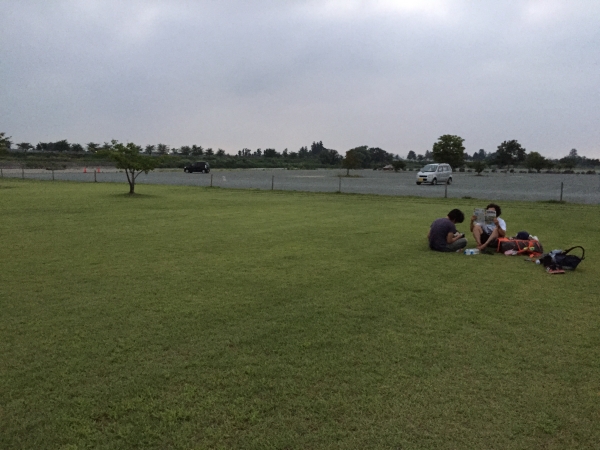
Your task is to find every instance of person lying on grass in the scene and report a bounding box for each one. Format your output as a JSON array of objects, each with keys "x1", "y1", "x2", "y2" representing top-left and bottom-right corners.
[
  {"x1": 428, "y1": 209, "x2": 468, "y2": 252},
  {"x1": 470, "y1": 203, "x2": 506, "y2": 251}
]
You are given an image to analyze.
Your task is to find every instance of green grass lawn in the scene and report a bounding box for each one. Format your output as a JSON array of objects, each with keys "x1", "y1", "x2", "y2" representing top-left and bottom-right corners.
[{"x1": 1, "y1": 179, "x2": 599, "y2": 449}]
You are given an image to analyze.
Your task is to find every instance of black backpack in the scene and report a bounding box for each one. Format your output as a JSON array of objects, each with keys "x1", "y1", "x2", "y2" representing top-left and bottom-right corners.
[{"x1": 540, "y1": 246, "x2": 585, "y2": 270}]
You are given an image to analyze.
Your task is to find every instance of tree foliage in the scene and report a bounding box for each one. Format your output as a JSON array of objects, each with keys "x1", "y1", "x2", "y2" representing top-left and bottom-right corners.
[
  {"x1": 105, "y1": 142, "x2": 162, "y2": 194},
  {"x1": 559, "y1": 156, "x2": 577, "y2": 170},
  {"x1": 342, "y1": 148, "x2": 364, "y2": 175},
  {"x1": 495, "y1": 140, "x2": 526, "y2": 167},
  {"x1": 319, "y1": 149, "x2": 341, "y2": 165},
  {"x1": 368, "y1": 147, "x2": 390, "y2": 164},
  {"x1": 431, "y1": 135, "x2": 465, "y2": 169},
  {"x1": 469, "y1": 160, "x2": 487, "y2": 175},
  {"x1": 298, "y1": 146, "x2": 309, "y2": 158},
  {"x1": 525, "y1": 151, "x2": 547, "y2": 173},
  {"x1": 86, "y1": 142, "x2": 100, "y2": 153},
  {"x1": 35, "y1": 140, "x2": 74, "y2": 152},
  {"x1": 191, "y1": 145, "x2": 203, "y2": 156},
  {"x1": 54, "y1": 140, "x2": 71, "y2": 152},
  {"x1": 472, "y1": 149, "x2": 486, "y2": 161},
  {"x1": 310, "y1": 141, "x2": 325, "y2": 156},
  {"x1": 156, "y1": 143, "x2": 169, "y2": 155},
  {"x1": 391, "y1": 160, "x2": 406, "y2": 172},
  {"x1": 16, "y1": 142, "x2": 34, "y2": 152},
  {"x1": 0, "y1": 132, "x2": 11, "y2": 154},
  {"x1": 407, "y1": 150, "x2": 416, "y2": 160}
]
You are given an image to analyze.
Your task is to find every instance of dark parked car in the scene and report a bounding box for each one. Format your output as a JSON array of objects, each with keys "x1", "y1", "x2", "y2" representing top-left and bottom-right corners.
[{"x1": 184, "y1": 161, "x2": 210, "y2": 173}]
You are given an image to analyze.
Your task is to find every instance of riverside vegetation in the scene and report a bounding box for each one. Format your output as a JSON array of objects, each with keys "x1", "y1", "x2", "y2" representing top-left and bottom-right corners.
[{"x1": 1, "y1": 179, "x2": 599, "y2": 449}]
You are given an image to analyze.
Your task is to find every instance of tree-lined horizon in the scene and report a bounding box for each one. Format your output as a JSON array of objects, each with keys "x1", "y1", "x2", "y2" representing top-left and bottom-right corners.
[{"x1": 2, "y1": 131, "x2": 599, "y2": 169}]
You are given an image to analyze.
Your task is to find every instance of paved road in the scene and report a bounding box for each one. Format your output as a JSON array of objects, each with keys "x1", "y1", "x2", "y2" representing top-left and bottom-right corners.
[{"x1": 3, "y1": 168, "x2": 600, "y2": 204}]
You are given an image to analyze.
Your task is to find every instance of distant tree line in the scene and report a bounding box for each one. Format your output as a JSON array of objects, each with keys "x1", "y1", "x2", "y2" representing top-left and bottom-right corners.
[
  {"x1": 1, "y1": 135, "x2": 401, "y2": 169},
  {"x1": 407, "y1": 135, "x2": 599, "y2": 173},
  {"x1": 2, "y1": 131, "x2": 598, "y2": 172}
]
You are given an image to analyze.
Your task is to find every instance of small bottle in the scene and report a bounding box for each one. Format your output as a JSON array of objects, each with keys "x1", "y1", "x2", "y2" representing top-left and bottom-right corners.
[{"x1": 464, "y1": 248, "x2": 479, "y2": 255}]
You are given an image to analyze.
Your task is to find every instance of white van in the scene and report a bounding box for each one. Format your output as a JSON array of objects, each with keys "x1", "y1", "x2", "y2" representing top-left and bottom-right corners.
[{"x1": 416, "y1": 163, "x2": 452, "y2": 185}]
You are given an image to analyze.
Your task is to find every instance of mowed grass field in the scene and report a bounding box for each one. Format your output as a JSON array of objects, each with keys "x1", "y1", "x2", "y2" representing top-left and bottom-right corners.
[{"x1": 1, "y1": 179, "x2": 599, "y2": 449}]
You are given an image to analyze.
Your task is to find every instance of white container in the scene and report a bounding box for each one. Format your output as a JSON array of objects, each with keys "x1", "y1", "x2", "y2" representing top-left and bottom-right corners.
[{"x1": 464, "y1": 248, "x2": 480, "y2": 255}]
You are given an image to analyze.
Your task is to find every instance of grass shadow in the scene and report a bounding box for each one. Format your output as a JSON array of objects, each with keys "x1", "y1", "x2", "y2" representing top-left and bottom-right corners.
[
  {"x1": 539, "y1": 199, "x2": 566, "y2": 204},
  {"x1": 109, "y1": 192, "x2": 162, "y2": 199}
]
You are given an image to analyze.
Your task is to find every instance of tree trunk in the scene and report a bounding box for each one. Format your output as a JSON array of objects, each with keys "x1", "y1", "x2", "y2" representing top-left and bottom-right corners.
[{"x1": 128, "y1": 169, "x2": 135, "y2": 194}]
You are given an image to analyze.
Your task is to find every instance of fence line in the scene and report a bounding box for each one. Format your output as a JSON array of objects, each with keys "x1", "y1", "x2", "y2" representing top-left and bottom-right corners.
[{"x1": 1, "y1": 168, "x2": 599, "y2": 204}]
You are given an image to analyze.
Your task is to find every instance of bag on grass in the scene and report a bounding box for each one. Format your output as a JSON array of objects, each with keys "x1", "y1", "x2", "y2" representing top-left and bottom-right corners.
[
  {"x1": 496, "y1": 238, "x2": 543, "y2": 255},
  {"x1": 540, "y1": 246, "x2": 585, "y2": 270}
]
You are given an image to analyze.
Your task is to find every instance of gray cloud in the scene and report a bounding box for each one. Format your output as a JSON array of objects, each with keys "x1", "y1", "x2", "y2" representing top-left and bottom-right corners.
[{"x1": 1, "y1": 0, "x2": 599, "y2": 158}]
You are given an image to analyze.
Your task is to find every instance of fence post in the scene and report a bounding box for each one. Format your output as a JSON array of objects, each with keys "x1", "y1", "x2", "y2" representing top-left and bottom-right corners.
[
  {"x1": 560, "y1": 181, "x2": 563, "y2": 202},
  {"x1": 272, "y1": 175, "x2": 274, "y2": 190},
  {"x1": 444, "y1": 181, "x2": 448, "y2": 198},
  {"x1": 1, "y1": 168, "x2": 3, "y2": 178},
  {"x1": 94, "y1": 170, "x2": 97, "y2": 183},
  {"x1": 22, "y1": 166, "x2": 25, "y2": 179},
  {"x1": 210, "y1": 173, "x2": 213, "y2": 187},
  {"x1": 52, "y1": 169, "x2": 54, "y2": 181},
  {"x1": 338, "y1": 177, "x2": 341, "y2": 193}
]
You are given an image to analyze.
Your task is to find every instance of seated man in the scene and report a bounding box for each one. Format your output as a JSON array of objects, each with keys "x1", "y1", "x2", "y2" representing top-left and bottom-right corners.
[
  {"x1": 470, "y1": 203, "x2": 506, "y2": 251},
  {"x1": 428, "y1": 209, "x2": 468, "y2": 252}
]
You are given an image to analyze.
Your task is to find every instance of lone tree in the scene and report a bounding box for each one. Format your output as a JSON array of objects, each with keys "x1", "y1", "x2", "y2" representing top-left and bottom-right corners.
[
  {"x1": 495, "y1": 140, "x2": 526, "y2": 167},
  {"x1": 342, "y1": 148, "x2": 364, "y2": 175},
  {"x1": 525, "y1": 151, "x2": 547, "y2": 173},
  {"x1": 432, "y1": 135, "x2": 465, "y2": 169},
  {"x1": 106, "y1": 142, "x2": 162, "y2": 194},
  {"x1": 469, "y1": 160, "x2": 487, "y2": 175}
]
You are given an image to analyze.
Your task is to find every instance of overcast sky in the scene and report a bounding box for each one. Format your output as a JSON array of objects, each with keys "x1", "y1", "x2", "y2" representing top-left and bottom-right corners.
[{"x1": 2, "y1": 0, "x2": 599, "y2": 158}]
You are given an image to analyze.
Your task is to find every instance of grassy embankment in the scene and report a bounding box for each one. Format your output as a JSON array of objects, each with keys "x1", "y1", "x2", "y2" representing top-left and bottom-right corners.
[{"x1": 1, "y1": 179, "x2": 599, "y2": 449}]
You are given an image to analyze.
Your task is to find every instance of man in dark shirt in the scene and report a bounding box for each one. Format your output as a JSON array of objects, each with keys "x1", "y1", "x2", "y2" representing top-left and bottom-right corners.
[{"x1": 428, "y1": 209, "x2": 467, "y2": 252}]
